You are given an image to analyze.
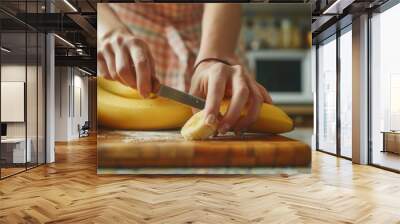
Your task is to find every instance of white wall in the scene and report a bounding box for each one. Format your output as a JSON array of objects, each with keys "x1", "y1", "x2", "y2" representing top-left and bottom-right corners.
[
  {"x1": 1, "y1": 65, "x2": 33, "y2": 138},
  {"x1": 55, "y1": 66, "x2": 69, "y2": 141},
  {"x1": 1, "y1": 65, "x2": 26, "y2": 144},
  {"x1": 54, "y1": 67, "x2": 89, "y2": 141},
  {"x1": 1, "y1": 63, "x2": 46, "y2": 164},
  {"x1": 72, "y1": 73, "x2": 89, "y2": 137}
]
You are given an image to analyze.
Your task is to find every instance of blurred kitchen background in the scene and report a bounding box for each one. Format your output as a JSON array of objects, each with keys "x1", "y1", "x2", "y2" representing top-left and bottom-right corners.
[{"x1": 240, "y1": 4, "x2": 313, "y2": 145}]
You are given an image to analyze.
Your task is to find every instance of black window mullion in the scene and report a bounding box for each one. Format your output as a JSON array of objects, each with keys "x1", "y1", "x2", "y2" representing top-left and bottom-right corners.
[
  {"x1": 336, "y1": 29, "x2": 341, "y2": 157},
  {"x1": 72, "y1": 68, "x2": 73, "y2": 117},
  {"x1": 44, "y1": 0, "x2": 48, "y2": 165},
  {"x1": 36, "y1": 0, "x2": 39, "y2": 168},
  {"x1": 315, "y1": 44, "x2": 319, "y2": 151},
  {"x1": 44, "y1": 30, "x2": 47, "y2": 164},
  {"x1": 367, "y1": 12, "x2": 373, "y2": 165},
  {"x1": 0, "y1": 25, "x2": 2, "y2": 180},
  {"x1": 25, "y1": 0, "x2": 28, "y2": 171}
]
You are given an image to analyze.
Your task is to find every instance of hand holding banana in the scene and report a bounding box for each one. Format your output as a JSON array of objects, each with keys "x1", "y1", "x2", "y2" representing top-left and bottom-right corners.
[
  {"x1": 190, "y1": 59, "x2": 273, "y2": 135},
  {"x1": 97, "y1": 32, "x2": 293, "y2": 140},
  {"x1": 97, "y1": 27, "x2": 159, "y2": 98},
  {"x1": 98, "y1": 75, "x2": 293, "y2": 140}
]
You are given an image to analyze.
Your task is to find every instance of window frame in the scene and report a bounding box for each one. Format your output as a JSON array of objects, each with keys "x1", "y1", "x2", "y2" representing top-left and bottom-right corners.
[
  {"x1": 0, "y1": 0, "x2": 48, "y2": 180},
  {"x1": 314, "y1": 19, "x2": 353, "y2": 160},
  {"x1": 367, "y1": 0, "x2": 400, "y2": 173}
]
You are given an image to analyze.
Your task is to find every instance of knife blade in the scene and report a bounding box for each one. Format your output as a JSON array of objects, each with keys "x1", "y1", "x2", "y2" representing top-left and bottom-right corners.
[{"x1": 157, "y1": 84, "x2": 205, "y2": 110}]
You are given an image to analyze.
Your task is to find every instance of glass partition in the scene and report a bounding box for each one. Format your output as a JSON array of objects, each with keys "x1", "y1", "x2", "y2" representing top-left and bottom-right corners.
[
  {"x1": 0, "y1": 1, "x2": 46, "y2": 179},
  {"x1": 339, "y1": 27, "x2": 352, "y2": 158},
  {"x1": 370, "y1": 3, "x2": 400, "y2": 171},
  {"x1": 317, "y1": 35, "x2": 337, "y2": 154},
  {"x1": 27, "y1": 31, "x2": 38, "y2": 169},
  {"x1": 1, "y1": 31, "x2": 28, "y2": 177}
]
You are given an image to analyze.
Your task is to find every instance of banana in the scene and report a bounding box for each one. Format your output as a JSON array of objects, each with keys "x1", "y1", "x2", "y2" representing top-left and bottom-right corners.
[
  {"x1": 180, "y1": 111, "x2": 218, "y2": 140},
  {"x1": 98, "y1": 76, "x2": 154, "y2": 99},
  {"x1": 180, "y1": 102, "x2": 293, "y2": 140},
  {"x1": 219, "y1": 101, "x2": 294, "y2": 134},
  {"x1": 97, "y1": 77, "x2": 294, "y2": 136},
  {"x1": 98, "y1": 77, "x2": 193, "y2": 130}
]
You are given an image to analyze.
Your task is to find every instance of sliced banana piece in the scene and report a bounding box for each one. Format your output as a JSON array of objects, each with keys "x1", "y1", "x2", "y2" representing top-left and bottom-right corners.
[{"x1": 181, "y1": 111, "x2": 218, "y2": 140}]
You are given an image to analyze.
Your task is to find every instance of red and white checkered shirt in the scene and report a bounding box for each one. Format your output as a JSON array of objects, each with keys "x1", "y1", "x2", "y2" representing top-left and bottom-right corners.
[{"x1": 109, "y1": 3, "x2": 204, "y2": 92}]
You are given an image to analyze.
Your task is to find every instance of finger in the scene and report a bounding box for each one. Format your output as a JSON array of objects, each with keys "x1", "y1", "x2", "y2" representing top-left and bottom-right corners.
[
  {"x1": 114, "y1": 41, "x2": 136, "y2": 88},
  {"x1": 204, "y1": 71, "x2": 227, "y2": 126},
  {"x1": 129, "y1": 41, "x2": 152, "y2": 98},
  {"x1": 116, "y1": 74, "x2": 128, "y2": 86},
  {"x1": 151, "y1": 78, "x2": 161, "y2": 94},
  {"x1": 189, "y1": 75, "x2": 204, "y2": 98},
  {"x1": 264, "y1": 88, "x2": 273, "y2": 104},
  {"x1": 189, "y1": 81, "x2": 202, "y2": 114},
  {"x1": 233, "y1": 87, "x2": 263, "y2": 134},
  {"x1": 219, "y1": 68, "x2": 249, "y2": 134},
  {"x1": 102, "y1": 43, "x2": 117, "y2": 81},
  {"x1": 188, "y1": 76, "x2": 204, "y2": 114},
  {"x1": 97, "y1": 53, "x2": 112, "y2": 80},
  {"x1": 148, "y1": 49, "x2": 160, "y2": 93},
  {"x1": 257, "y1": 83, "x2": 273, "y2": 104}
]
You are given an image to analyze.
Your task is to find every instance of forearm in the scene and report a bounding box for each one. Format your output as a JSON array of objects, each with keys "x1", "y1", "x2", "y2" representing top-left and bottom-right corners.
[
  {"x1": 97, "y1": 4, "x2": 129, "y2": 40},
  {"x1": 196, "y1": 3, "x2": 242, "y2": 64}
]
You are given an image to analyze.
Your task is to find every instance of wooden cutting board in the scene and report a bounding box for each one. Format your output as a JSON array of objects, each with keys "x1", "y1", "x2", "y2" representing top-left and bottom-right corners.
[{"x1": 97, "y1": 131, "x2": 311, "y2": 168}]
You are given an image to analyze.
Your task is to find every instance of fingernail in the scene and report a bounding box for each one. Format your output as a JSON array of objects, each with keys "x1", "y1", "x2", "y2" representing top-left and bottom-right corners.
[
  {"x1": 218, "y1": 124, "x2": 230, "y2": 134},
  {"x1": 205, "y1": 114, "x2": 217, "y2": 125}
]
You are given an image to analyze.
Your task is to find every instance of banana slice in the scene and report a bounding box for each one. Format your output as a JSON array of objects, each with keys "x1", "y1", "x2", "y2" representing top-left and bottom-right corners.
[{"x1": 181, "y1": 111, "x2": 218, "y2": 140}]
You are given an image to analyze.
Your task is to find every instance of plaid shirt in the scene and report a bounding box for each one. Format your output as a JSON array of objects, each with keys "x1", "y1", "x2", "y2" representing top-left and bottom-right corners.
[{"x1": 109, "y1": 3, "x2": 204, "y2": 92}]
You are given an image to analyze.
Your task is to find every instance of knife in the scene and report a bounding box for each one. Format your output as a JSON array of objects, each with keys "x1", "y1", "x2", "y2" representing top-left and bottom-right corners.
[{"x1": 157, "y1": 84, "x2": 206, "y2": 110}]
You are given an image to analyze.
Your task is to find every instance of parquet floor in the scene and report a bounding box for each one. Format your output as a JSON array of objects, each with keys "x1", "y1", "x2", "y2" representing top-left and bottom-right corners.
[
  {"x1": 1, "y1": 135, "x2": 400, "y2": 224},
  {"x1": 1, "y1": 167, "x2": 26, "y2": 178}
]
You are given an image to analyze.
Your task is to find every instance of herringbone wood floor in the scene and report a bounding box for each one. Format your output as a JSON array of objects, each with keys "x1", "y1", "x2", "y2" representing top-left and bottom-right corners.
[{"x1": 1, "y1": 136, "x2": 400, "y2": 224}]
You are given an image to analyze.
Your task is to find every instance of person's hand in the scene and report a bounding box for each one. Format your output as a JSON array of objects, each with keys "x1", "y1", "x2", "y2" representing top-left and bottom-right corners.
[
  {"x1": 189, "y1": 60, "x2": 272, "y2": 135},
  {"x1": 97, "y1": 27, "x2": 159, "y2": 98}
]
